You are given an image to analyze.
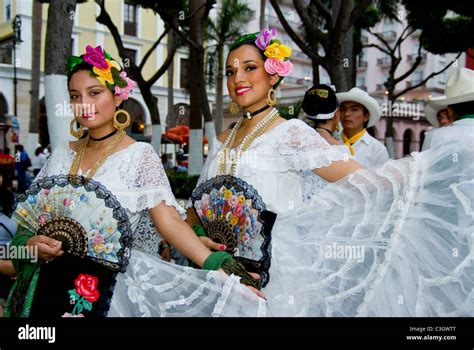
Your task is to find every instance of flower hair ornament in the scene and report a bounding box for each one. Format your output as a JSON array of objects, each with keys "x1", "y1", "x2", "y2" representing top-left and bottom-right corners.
[
  {"x1": 67, "y1": 45, "x2": 137, "y2": 100},
  {"x1": 230, "y1": 28, "x2": 294, "y2": 84}
]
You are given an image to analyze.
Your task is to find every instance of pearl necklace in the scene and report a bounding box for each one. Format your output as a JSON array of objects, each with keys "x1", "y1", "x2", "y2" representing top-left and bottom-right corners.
[{"x1": 218, "y1": 108, "x2": 280, "y2": 176}]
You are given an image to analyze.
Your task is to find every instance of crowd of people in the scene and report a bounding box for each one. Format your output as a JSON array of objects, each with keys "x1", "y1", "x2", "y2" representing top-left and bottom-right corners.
[{"x1": 0, "y1": 28, "x2": 472, "y2": 317}]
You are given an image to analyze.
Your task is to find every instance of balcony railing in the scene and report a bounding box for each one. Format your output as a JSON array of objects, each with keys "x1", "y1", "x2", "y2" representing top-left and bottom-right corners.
[
  {"x1": 407, "y1": 53, "x2": 427, "y2": 63},
  {"x1": 377, "y1": 57, "x2": 391, "y2": 67},
  {"x1": 376, "y1": 30, "x2": 397, "y2": 41},
  {"x1": 124, "y1": 21, "x2": 137, "y2": 36},
  {"x1": 376, "y1": 83, "x2": 386, "y2": 91},
  {"x1": 406, "y1": 80, "x2": 424, "y2": 88},
  {"x1": 357, "y1": 60, "x2": 368, "y2": 69}
]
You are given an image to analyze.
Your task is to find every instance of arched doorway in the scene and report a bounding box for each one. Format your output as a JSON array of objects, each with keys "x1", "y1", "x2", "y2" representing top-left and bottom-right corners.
[
  {"x1": 38, "y1": 97, "x2": 49, "y2": 147},
  {"x1": 0, "y1": 93, "x2": 7, "y2": 116},
  {"x1": 122, "y1": 98, "x2": 146, "y2": 141},
  {"x1": 420, "y1": 130, "x2": 426, "y2": 151},
  {"x1": 403, "y1": 129, "x2": 413, "y2": 156}
]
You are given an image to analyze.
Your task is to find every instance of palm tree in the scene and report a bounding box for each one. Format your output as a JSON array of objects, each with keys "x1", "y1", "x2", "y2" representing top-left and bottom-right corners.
[{"x1": 206, "y1": 0, "x2": 253, "y2": 134}]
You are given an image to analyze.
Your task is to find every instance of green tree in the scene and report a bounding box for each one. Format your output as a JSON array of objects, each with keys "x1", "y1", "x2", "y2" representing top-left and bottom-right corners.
[{"x1": 205, "y1": 0, "x2": 253, "y2": 133}]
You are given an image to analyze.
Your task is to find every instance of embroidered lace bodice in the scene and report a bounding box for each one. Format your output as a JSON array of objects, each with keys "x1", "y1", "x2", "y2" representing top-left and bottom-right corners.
[
  {"x1": 198, "y1": 119, "x2": 348, "y2": 214},
  {"x1": 36, "y1": 142, "x2": 185, "y2": 256}
]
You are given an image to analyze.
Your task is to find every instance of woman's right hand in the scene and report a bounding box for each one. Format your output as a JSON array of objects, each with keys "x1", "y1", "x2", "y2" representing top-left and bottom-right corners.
[
  {"x1": 26, "y1": 235, "x2": 64, "y2": 263},
  {"x1": 199, "y1": 236, "x2": 227, "y2": 251}
]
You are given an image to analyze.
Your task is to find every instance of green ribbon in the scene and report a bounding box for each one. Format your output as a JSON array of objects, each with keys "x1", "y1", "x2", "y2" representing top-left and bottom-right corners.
[
  {"x1": 202, "y1": 251, "x2": 233, "y2": 271},
  {"x1": 66, "y1": 55, "x2": 84, "y2": 75},
  {"x1": 4, "y1": 226, "x2": 41, "y2": 317},
  {"x1": 458, "y1": 114, "x2": 474, "y2": 120},
  {"x1": 192, "y1": 224, "x2": 207, "y2": 237},
  {"x1": 229, "y1": 32, "x2": 259, "y2": 51}
]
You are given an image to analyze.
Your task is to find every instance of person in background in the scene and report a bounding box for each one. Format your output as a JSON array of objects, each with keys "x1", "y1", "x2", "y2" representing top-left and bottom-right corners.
[
  {"x1": 337, "y1": 88, "x2": 389, "y2": 167},
  {"x1": 14, "y1": 144, "x2": 32, "y2": 193},
  {"x1": 422, "y1": 68, "x2": 474, "y2": 151},
  {"x1": 302, "y1": 84, "x2": 351, "y2": 156},
  {"x1": 32, "y1": 147, "x2": 48, "y2": 177}
]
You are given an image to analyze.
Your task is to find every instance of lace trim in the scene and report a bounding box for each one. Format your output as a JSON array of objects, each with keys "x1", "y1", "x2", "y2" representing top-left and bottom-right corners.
[
  {"x1": 450, "y1": 179, "x2": 474, "y2": 219},
  {"x1": 211, "y1": 274, "x2": 241, "y2": 317}
]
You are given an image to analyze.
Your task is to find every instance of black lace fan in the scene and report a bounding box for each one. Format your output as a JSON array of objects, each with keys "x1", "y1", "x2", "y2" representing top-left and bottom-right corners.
[{"x1": 191, "y1": 175, "x2": 277, "y2": 287}]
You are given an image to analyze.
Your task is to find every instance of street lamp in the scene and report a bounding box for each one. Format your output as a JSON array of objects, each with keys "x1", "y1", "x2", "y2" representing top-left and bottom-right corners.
[{"x1": 12, "y1": 14, "x2": 23, "y2": 117}]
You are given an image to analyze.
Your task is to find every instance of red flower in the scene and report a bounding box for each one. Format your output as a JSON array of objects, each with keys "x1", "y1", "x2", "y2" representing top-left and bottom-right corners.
[{"x1": 74, "y1": 274, "x2": 100, "y2": 302}]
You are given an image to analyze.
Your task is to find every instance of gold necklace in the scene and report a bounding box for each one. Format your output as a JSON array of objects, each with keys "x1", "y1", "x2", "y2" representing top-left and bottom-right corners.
[
  {"x1": 218, "y1": 108, "x2": 280, "y2": 176},
  {"x1": 69, "y1": 130, "x2": 125, "y2": 180}
]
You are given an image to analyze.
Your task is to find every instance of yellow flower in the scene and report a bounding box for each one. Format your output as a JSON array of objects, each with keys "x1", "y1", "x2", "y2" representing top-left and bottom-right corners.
[
  {"x1": 43, "y1": 204, "x2": 52, "y2": 212},
  {"x1": 230, "y1": 216, "x2": 238, "y2": 227},
  {"x1": 19, "y1": 209, "x2": 28, "y2": 218},
  {"x1": 94, "y1": 244, "x2": 105, "y2": 254},
  {"x1": 206, "y1": 209, "x2": 213, "y2": 219},
  {"x1": 93, "y1": 59, "x2": 121, "y2": 86},
  {"x1": 238, "y1": 195, "x2": 245, "y2": 205},
  {"x1": 107, "y1": 226, "x2": 114, "y2": 234},
  {"x1": 264, "y1": 43, "x2": 292, "y2": 60},
  {"x1": 224, "y1": 190, "x2": 233, "y2": 200}
]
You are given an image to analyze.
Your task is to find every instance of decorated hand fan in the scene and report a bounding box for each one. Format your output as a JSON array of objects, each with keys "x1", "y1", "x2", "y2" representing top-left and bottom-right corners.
[
  {"x1": 12, "y1": 175, "x2": 132, "y2": 272},
  {"x1": 191, "y1": 175, "x2": 277, "y2": 287},
  {"x1": 8, "y1": 175, "x2": 133, "y2": 317}
]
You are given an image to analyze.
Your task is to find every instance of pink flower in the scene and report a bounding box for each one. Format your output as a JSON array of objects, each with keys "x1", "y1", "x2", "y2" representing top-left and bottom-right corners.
[
  {"x1": 229, "y1": 195, "x2": 239, "y2": 207},
  {"x1": 92, "y1": 234, "x2": 104, "y2": 245},
  {"x1": 233, "y1": 205, "x2": 243, "y2": 217},
  {"x1": 264, "y1": 58, "x2": 293, "y2": 77},
  {"x1": 83, "y1": 45, "x2": 108, "y2": 69},
  {"x1": 255, "y1": 28, "x2": 277, "y2": 50},
  {"x1": 114, "y1": 71, "x2": 137, "y2": 100}
]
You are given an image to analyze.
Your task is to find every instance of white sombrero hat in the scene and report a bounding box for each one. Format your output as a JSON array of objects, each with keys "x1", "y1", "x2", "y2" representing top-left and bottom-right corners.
[
  {"x1": 336, "y1": 87, "x2": 381, "y2": 127},
  {"x1": 425, "y1": 68, "x2": 474, "y2": 127}
]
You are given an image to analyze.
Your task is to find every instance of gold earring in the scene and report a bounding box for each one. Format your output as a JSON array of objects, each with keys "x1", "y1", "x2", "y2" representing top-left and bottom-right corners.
[
  {"x1": 265, "y1": 88, "x2": 277, "y2": 107},
  {"x1": 229, "y1": 101, "x2": 240, "y2": 114},
  {"x1": 70, "y1": 119, "x2": 84, "y2": 139},
  {"x1": 113, "y1": 109, "x2": 131, "y2": 130}
]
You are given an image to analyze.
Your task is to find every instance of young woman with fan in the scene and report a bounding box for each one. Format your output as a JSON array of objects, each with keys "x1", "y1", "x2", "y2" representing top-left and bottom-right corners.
[
  {"x1": 188, "y1": 29, "x2": 474, "y2": 316},
  {"x1": 4, "y1": 45, "x2": 266, "y2": 317}
]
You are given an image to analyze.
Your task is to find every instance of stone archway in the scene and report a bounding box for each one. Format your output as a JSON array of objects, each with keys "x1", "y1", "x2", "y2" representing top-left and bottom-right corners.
[
  {"x1": 402, "y1": 128, "x2": 416, "y2": 156},
  {"x1": 0, "y1": 93, "x2": 7, "y2": 116}
]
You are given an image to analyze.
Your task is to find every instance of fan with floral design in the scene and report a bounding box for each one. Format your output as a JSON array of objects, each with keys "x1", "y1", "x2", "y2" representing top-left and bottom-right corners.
[
  {"x1": 12, "y1": 175, "x2": 132, "y2": 272},
  {"x1": 191, "y1": 175, "x2": 277, "y2": 287},
  {"x1": 8, "y1": 175, "x2": 132, "y2": 317}
]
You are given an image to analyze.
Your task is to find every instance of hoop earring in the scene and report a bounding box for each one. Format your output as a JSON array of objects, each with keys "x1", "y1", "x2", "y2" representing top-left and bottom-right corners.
[
  {"x1": 229, "y1": 101, "x2": 240, "y2": 114},
  {"x1": 70, "y1": 119, "x2": 84, "y2": 139},
  {"x1": 113, "y1": 109, "x2": 131, "y2": 130},
  {"x1": 265, "y1": 88, "x2": 277, "y2": 107}
]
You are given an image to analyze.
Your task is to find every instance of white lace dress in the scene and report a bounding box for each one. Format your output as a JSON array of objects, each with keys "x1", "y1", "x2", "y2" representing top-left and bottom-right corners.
[
  {"x1": 197, "y1": 119, "x2": 474, "y2": 316},
  {"x1": 36, "y1": 142, "x2": 266, "y2": 317}
]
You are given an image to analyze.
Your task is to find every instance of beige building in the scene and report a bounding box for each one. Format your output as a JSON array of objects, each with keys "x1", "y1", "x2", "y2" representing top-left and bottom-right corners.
[{"x1": 0, "y1": 0, "x2": 197, "y2": 155}]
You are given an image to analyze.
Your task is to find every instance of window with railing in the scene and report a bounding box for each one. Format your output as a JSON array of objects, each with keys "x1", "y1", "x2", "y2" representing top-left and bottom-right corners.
[
  {"x1": 180, "y1": 58, "x2": 189, "y2": 89},
  {"x1": 5, "y1": 0, "x2": 11, "y2": 21},
  {"x1": 124, "y1": 1, "x2": 137, "y2": 36}
]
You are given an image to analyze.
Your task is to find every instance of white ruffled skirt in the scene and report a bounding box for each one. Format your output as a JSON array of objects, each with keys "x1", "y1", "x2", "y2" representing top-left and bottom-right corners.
[
  {"x1": 109, "y1": 141, "x2": 473, "y2": 317},
  {"x1": 264, "y1": 140, "x2": 474, "y2": 316},
  {"x1": 108, "y1": 250, "x2": 267, "y2": 317}
]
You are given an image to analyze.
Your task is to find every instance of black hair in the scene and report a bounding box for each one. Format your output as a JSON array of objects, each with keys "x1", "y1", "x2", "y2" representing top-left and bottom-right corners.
[
  {"x1": 35, "y1": 147, "x2": 44, "y2": 156},
  {"x1": 448, "y1": 101, "x2": 474, "y2": 119},
  {"x1": 67, "y1": 59, "x2": 95, "y2": 87}
]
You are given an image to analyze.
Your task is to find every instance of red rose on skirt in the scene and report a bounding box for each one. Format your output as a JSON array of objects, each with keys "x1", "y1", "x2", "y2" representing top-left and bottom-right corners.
[{"x1": 74, "y1": 274, "x2": 100, "y2": 302}]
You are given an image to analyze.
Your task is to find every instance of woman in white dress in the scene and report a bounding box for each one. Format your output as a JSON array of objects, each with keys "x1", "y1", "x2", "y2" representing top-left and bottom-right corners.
[
  {"x1": 4, "y1": 45, "x2": 265, "y2": 317},
  {"x1": 189, "y1": 29, "x2": 474, "y2": 316}
]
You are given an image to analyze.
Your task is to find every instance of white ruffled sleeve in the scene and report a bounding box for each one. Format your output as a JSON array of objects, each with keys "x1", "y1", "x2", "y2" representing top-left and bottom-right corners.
[
  {"x1": 241, "y1": 120, "x2": 350, "y2": 175},
  {"x1": 113, "y1": 143, "x2": 186, "y2": 217}
]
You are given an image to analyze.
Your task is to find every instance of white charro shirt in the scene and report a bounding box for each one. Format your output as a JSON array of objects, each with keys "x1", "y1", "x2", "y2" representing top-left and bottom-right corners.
[
  {"x1": 422, "y1": 119, "x2": 474, "y2": 151},
  {"x1": 349, "y1": 131, "x2": 389, "y2": 168}
]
